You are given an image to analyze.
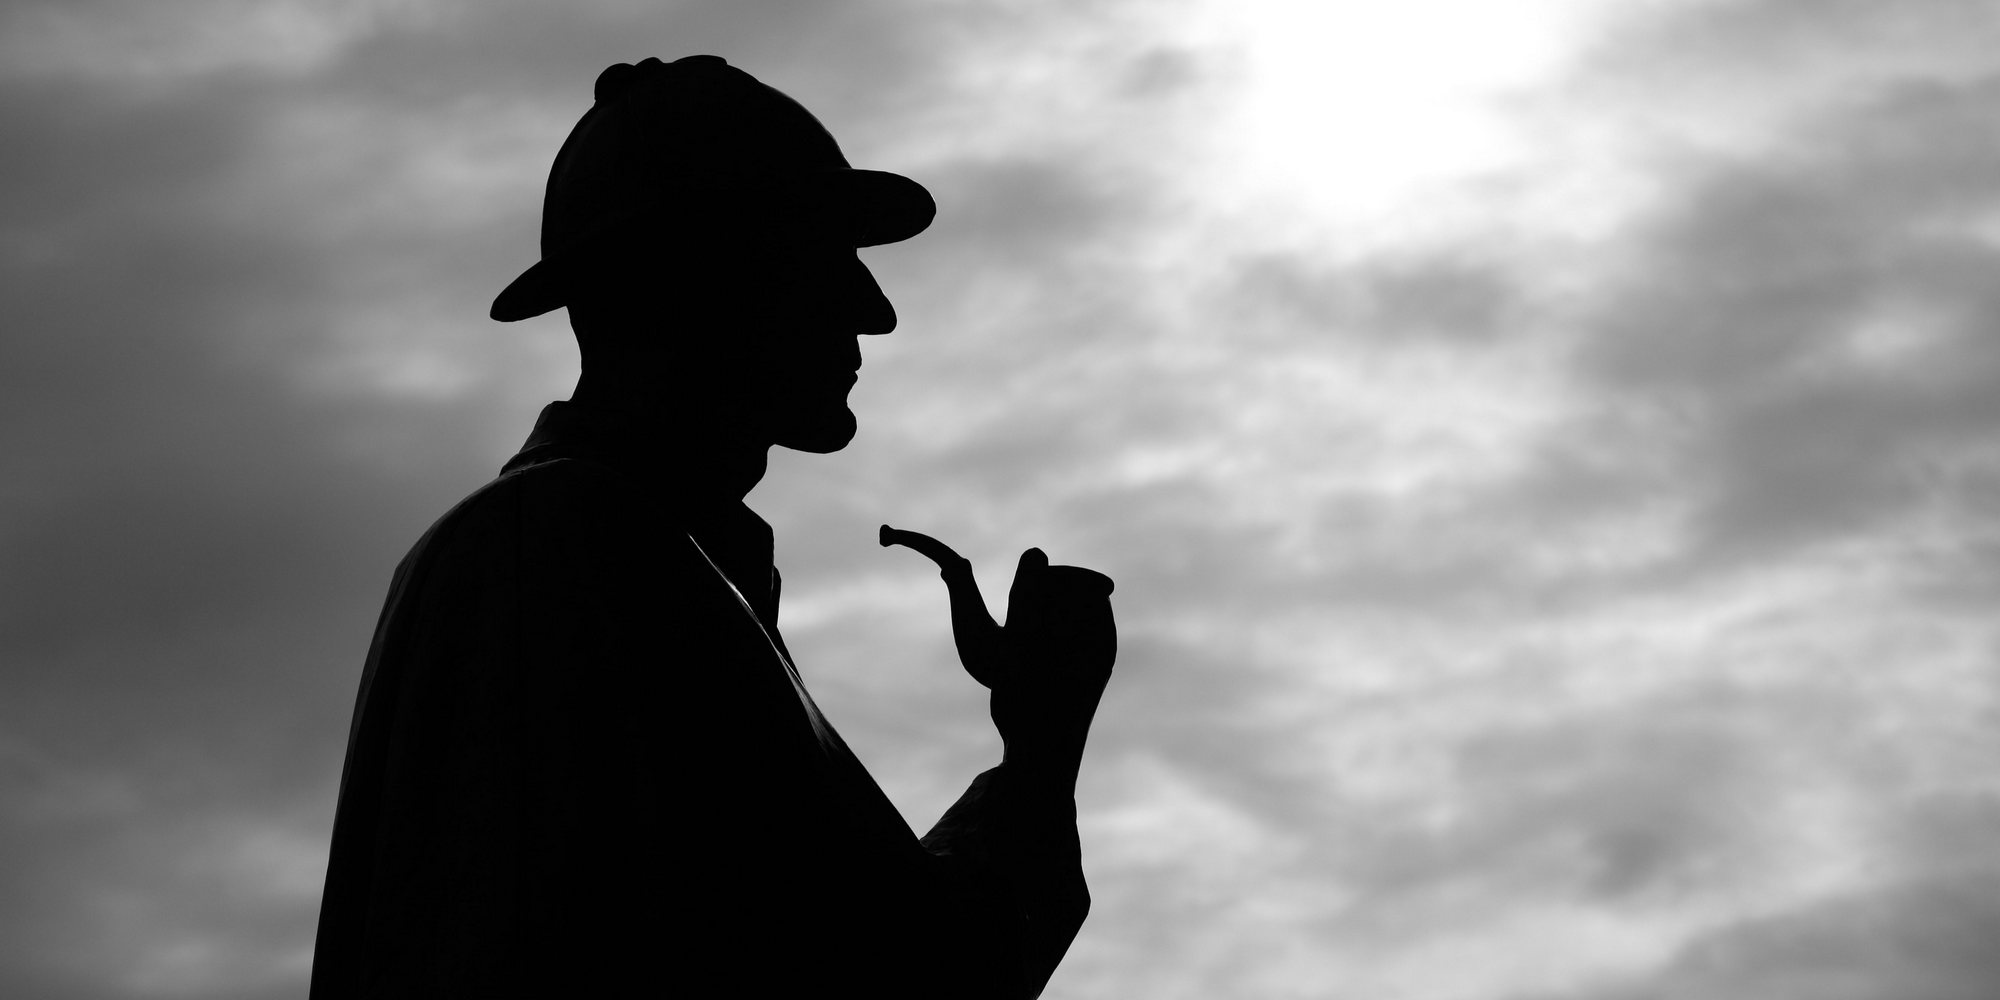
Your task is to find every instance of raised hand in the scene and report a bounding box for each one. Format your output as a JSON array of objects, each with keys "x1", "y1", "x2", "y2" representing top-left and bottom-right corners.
[{"x1": 880, "y1": 526, "x2": 1116, "y2": 783}]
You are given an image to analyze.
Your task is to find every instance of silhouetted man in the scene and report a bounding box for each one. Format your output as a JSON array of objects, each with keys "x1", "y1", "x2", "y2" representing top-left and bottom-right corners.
[{"x1": 311, "y1": 55, "x2": 1116, "y2": 998}]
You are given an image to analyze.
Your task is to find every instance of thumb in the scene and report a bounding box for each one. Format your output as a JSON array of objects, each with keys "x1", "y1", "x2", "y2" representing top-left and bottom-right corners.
[
  {"x1": 1008, "y1": 547, "x2": 1049, "y2": 626},
  {"x1": 1015, "y1": 546, "x2": 1049, "y2": 579}
]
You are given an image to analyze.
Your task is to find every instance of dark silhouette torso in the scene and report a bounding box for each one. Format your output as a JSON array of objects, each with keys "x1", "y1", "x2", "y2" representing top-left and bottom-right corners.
[{"x1": 311, "y1": 403, "x2": 1079, "y2": 998}]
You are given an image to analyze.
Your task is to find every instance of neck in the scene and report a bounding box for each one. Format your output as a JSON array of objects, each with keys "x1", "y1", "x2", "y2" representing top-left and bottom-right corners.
[{"x1": 569, "y1": 372, "x2": 769, "y2": 503}]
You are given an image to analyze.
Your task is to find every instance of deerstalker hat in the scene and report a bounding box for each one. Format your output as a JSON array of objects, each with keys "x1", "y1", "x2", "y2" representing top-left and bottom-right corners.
[{"x1": 490, "y1": 54, "x2": 936, "y2": 322}]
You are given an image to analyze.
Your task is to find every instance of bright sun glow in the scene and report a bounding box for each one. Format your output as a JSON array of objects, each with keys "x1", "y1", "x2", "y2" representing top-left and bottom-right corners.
[{"x1": 1202, "y1": 0, "x2": 1604, "y2": 243}]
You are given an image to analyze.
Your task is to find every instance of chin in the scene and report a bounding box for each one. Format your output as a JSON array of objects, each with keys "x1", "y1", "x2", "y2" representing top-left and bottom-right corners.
[{"x1": 774, "y1": 407, "x2": 858, "y2": 454}]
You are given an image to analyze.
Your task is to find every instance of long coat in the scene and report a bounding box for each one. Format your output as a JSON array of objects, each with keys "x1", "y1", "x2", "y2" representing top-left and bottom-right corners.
[{"x1": 311, "y1": 402, "x2": 1088, "y2": 998}]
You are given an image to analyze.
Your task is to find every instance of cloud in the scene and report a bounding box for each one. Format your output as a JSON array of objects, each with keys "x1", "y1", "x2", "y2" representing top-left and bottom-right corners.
[
  {"x1": 0, "y1": 22, "x2": 542, "y2": 998},
  {"x1": 1209, "y1": 10, "x2": 2000, "y2": 606},
  {"x1": 1226, "y1": 243, "x2": 1535, "y2": 347},
  {"x1": 1512, "y1": 873, "x2": 2000, "y2": 1000},
  {"x1": 1559, "y1": 72, "x2": 2000, "y2": 578},
  {"x1": 0, "y1": 0, "x2": 449, "y2": 83}
]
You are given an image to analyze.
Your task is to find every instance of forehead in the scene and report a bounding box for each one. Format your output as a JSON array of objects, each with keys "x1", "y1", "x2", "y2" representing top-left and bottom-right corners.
[
  {"x1": 605, "y1": 226, "x2": 877, "y2": 304},
  {"x1": 572, "y1": 234, "x2": 891, "y2": 338}
]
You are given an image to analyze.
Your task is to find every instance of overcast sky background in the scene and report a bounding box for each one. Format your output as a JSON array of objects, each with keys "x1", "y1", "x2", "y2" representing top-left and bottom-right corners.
[{"x1": 5, "y1": 1, "x2": 2000, "y2": 997}]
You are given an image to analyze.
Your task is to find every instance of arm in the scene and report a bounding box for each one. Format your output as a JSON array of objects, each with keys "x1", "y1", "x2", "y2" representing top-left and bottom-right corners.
[
  {"x1": 884, "y1": 527, "x2": 1118, "y2": 998},
  {"x1": 506, "y1": 470, "x2": 1102, "y2": 996},
  {"x1": 920, "y1": 762, "x2": 1090, "y2": 999}
]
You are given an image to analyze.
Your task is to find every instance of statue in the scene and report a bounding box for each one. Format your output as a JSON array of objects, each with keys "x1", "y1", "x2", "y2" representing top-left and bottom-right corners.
[{"x1": 310, "y1": 55, "x2": 1117, "y2": 999}]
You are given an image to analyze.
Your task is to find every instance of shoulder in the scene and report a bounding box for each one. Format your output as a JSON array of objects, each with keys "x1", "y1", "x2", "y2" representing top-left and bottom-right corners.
[
  {"x1": 390, "y1": 456, "x2": 710, "y2": 611},
  {"x1": 441, "y1": 454, "x2": 650, "y2": 531},
  {"x1": 421, "y1": 455, "x2": 684, "y2": 552},
  {"x1": 368, "y1": 457, "x2": 756, "y2": 695}
]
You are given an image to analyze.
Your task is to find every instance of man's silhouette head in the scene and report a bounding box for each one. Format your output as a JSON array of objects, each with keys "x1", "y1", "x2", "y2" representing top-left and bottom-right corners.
[{"x1": 492, "y1": 55, "x2": 934, "y2": 455}]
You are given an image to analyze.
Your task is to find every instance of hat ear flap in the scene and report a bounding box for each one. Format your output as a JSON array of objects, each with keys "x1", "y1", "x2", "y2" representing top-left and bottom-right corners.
[{"x1": 491, "y1": 259, "x2": 562, "y2": 322}]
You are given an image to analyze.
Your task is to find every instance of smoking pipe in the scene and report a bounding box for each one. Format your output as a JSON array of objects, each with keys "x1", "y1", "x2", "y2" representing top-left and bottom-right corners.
[{"x1": 879, "y1": 524, "x2": 1011, "y2": 689}]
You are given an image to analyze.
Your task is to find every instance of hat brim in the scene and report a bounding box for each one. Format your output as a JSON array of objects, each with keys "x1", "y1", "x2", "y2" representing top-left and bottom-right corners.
[{"x1": 490, "y1": 167, "x2": 934, "y2": 322}]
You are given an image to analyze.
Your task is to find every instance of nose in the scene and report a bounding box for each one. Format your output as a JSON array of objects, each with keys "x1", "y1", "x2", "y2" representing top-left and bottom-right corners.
[{"x1": 844, "y1": 253, "x2": 897, "y2": 336}]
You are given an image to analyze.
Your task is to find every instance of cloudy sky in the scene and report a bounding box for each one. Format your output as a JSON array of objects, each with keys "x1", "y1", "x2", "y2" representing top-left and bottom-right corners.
[{"x1": 6, "y1": 0, "x2": 2000, "y2": 997}]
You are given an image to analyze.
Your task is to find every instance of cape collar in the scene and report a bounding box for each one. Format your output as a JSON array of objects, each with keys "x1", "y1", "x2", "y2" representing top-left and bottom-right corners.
[{"x1": 504, "y1": 401, "x2": 781, "y2": 625}]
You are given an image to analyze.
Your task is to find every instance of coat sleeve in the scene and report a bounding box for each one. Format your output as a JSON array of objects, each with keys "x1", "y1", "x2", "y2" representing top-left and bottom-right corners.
[{"x1": 919, "y1": 765, "x2": 1092, "y2": 999}]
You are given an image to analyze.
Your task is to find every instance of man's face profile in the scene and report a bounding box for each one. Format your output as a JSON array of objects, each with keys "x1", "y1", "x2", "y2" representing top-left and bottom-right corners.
[
  {"x1": 575, "y1": 225, "x2": 894, "y2": 454},
  {"x1": 748, "y1": 234, "x2": 896, "y2": 454}
]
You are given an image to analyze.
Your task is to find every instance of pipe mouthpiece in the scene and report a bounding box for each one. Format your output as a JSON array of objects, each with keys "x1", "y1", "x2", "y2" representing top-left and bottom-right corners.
[
  {"x1": 879, "y1": 524, "x2": 968, "y2": 574},
  {"x1": 878, "y1": 523, "x2": 1006, "y2": 688}
]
